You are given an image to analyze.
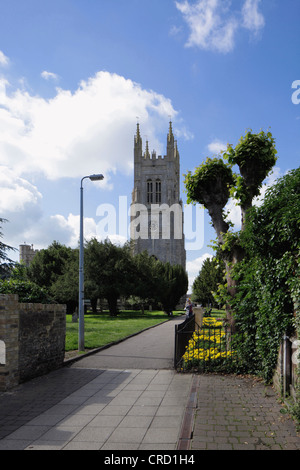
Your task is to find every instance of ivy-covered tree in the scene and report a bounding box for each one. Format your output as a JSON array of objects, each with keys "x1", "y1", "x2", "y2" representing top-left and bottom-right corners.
[
  {"x1": 184, "y1": 158, "x2": 234, "y2": 246},
  {"x1": 225, "y1": 130, "x2": 278, "y2": 229},
  {"x1": 184, "y1": 130, "x2": 278, "y2": 321},
  {"x1": 231, "y1": 167, "x2": 300, "y2": 383}
]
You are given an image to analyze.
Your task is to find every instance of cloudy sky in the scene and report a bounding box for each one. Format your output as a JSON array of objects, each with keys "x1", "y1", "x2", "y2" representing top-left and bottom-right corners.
[{"x1": 0, "y1": 0, "x2": 299, "y2": 289}]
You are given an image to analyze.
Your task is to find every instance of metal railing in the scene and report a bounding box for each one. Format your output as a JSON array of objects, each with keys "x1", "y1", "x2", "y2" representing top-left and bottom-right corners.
[
  {"x1": 174, "y1": 314, "x2": 195, "y2": 369},
  {"x1": 175, "y1": 316, "x2": 236, "y2": 372}
]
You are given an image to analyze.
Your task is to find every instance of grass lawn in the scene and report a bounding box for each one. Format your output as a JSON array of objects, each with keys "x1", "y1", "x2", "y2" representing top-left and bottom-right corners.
[
  {"x1": 209, "y1": 308, "x2": 226, "y2": 318},
  {"x1": 65, "y1": 309, "x2": 184, "y2": 353}
]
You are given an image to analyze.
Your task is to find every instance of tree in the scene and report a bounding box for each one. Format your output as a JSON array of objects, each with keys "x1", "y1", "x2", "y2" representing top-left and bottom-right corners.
[
  {"x1": 154, "y1": 261, "x2": 188, "y2": 314},
  {"x1": 192, "y1": 257, "x2": 224, "y2": 307},
  {"x1": 50, "y1": 249, "x2": 79, "y2": 314},
  {"x1": 184, "y1": 158, "x2": 234, "y2": 245},
  {"x1": 129, "y1": 251, "x2": 160, "y2": 312},
  {"x1": 0, "y1": 218, "x2": 16, "y2": 279},
  {"x1": 0, "y1": 263, "x2": 52, "y2": 303},
  {"x1": 184, "y1": 130, "x2": 277, "y2": 321},
  {"x1": 231, "y1": 167, "x2": 300, "y2": 382},
  {"x1": 28, "y1": 241, "x2": 74, "y2": 289},
  {"x1": 225, "y1": 130, "x2": 277, "y2": 229},
  {"x1": 85, "y1": 238, "x2": 135, "y2": 316}
]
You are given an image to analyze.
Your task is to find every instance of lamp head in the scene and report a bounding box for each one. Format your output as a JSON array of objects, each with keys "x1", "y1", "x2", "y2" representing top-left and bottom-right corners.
[{"x1": 89, "y1": 174, "x2": 104, "y2": 181}]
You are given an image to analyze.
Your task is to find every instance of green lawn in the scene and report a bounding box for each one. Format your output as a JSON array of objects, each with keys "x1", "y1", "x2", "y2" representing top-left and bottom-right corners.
[{"x1": 65, "y1": 310, "x2": 184, "y2": 352}]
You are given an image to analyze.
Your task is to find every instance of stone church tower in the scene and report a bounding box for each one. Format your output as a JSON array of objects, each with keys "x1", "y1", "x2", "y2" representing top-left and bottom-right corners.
[{"x1": 130, "y1": 122, "x2": 186, "y2": 269}]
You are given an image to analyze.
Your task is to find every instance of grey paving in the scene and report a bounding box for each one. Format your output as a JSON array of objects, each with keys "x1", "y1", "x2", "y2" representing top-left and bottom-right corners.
[
  {"x1": 1, "y1": 315, "x2": 300, "y2": 451},
  {"x1": 0, "y1": 317, "x2": 193, "y2": 450},
  {"x1": 70, "y1": 317, "x2": 182, "y2": 370},
  {"x1": 189, "y1": 374, "x2": 300, "y2": 451},
  {"x1": 0, "y1": 369, "x2": 192, "y2": 450}
]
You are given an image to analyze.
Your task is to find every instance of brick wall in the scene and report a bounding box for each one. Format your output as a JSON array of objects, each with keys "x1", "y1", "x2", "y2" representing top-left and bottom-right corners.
[{"x1": 0, "y1": 294, "x2": 66, "y2": 391}]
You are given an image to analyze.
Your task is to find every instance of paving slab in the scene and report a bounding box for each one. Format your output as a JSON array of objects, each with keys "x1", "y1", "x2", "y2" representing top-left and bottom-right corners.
[
  {"x1": 1, "y1": 315, "x2": 300, "y2": 452},
  {"x1": 0, "y1": 368, "x2": 193, "y2": 450}
]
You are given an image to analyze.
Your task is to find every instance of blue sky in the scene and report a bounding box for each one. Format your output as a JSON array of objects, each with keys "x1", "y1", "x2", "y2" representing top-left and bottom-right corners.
[{"x1": 0, "y1": 0, "x2": 299, "y2": 289}]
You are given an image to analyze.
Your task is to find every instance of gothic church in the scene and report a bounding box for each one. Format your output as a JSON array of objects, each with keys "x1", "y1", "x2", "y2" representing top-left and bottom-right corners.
[{"x1": 130, "y1": 122, "x2": 186, "y2": 269}]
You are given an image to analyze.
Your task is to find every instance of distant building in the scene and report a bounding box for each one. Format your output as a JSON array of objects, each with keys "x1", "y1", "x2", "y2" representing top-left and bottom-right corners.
[
  {"x1": 19, "y1": 244, "x2": 38, "y2": 266},
  {"x1": 130, "y1": 122, "x2": 186, "y2": 269}
]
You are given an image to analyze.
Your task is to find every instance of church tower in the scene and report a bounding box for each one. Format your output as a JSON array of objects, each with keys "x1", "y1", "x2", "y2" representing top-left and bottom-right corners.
[{"x1": 130, "y1": 122, "x2": 186, "y2": 269}]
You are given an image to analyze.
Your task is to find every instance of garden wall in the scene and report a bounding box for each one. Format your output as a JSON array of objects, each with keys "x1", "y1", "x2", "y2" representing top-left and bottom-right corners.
[{"x1": 0, "y1": 294, "x2": 66, "y2": 391}]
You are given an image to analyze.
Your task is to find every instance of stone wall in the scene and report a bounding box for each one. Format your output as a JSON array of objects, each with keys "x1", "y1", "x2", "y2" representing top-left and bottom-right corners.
[{"x1": 0, "y1": 294, "x2": 66, "y2": 391}]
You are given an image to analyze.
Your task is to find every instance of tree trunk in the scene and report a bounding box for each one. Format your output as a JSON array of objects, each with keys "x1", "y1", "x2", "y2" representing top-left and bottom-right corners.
[
  {"x1": 107, "y1": 296, "x2": 118, "y2": 317},
  {"x1": 207, "y1": 204, "x2": 229, "y2": 245}
]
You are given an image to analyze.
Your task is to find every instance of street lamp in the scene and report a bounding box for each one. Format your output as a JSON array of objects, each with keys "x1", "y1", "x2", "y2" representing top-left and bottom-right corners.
[{"x1": 79, "y1": 174, "x2": 104, "y2": 351}]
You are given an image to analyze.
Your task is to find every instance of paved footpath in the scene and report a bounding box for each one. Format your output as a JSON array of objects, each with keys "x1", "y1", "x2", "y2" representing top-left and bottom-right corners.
[
  {"x1": 185, "y1": 374, "x2": 300, "y2": 451},
  {"x1": 0, "y1": 317, "x2": 193, "y2": 450},
  {"x1": 0, "y1": 316, "x2": 300, "y2": 451}
]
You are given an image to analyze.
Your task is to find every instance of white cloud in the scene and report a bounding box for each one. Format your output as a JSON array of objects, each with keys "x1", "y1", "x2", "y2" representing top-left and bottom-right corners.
[
  {"x1": 0, "y1": 64, "x2": 190, "y2": 256},
  {"x1": 224, "y1": 166, "x2": 283, "y2": 230},
  {"x1": 175, "y1": 0, "x2": 237, "y2": 53},
  {"x1": 45, "y1": 213, "x2": 127, "y2": 249},
  {"x1": 207, "y1": 139, "x2": 227, "y2": 154},
  {"x1": 0, "y1": 50, "x2": 9, "y2": 67},
  {"x1": 187, "y1": 252, "x2": 213, "y2": 290},
  {"x1": 0, "y1": 71, "x2": 180, "y2": 185},
  {"x1": 175, "y1": 0, "x2": 265, "y2": 53},
  {"x1": 252, "y1": 166, "x2": 283, "y2": 206},
  {"x1": 224, "y1": 198, "x2": 241, "y2": 231},
  {"x1": 41, "y1": 71, "x2": 59, "y2": 81},
  {"x1": 0, "y1": 166, "x2": 44, "y2": 256},
  {"x1": 242, "y1": 0, "x2": 265, "y2": 34},
  {"x1": 0, "y1": 166, "x2": 42, "y2": 214}
]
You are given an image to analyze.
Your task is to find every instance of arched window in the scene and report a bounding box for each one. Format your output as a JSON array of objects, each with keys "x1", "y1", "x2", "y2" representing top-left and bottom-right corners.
[
  {"x1": 156, "y1": 179, "x2": 161, "y2": 203},
  {"x1": 147, "y1": 179, "x2": 153, "y2": 203}
]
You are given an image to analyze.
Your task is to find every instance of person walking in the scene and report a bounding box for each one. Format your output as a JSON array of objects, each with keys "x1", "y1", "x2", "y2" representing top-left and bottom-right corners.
[{"x1": 185, "y1": 298, "x2": 193, "y2": 319}]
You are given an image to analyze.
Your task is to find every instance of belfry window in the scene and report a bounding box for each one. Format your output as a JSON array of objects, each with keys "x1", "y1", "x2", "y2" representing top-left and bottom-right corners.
[
  {"x1": 147, "y1": 179, "x2": 153, "y2": 203},
  {"x1": 156, "y1": 179, "x2": 161, "y2": 203}
]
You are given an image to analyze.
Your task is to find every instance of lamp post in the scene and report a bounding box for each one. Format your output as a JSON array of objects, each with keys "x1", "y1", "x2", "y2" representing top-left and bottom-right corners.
[{"x1": 79, "y1": 174, "x2": 104, "y2": 351}]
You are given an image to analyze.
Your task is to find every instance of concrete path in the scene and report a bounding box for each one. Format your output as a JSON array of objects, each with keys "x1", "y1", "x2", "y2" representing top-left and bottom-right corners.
[
  {"x1": 70, "y1": 317, "x2": 182, "y2": 370},
  {"x1": 0, "y1": 317, "x2": 193, "y2": 450}
]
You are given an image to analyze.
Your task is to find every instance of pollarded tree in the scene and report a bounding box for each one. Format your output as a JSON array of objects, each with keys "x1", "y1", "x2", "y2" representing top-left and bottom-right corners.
[
  {"x1": 225, "y1": 130, "x2": 278, "y2": 230},
  {"x1": 184, "y1": 158, "x2": 234, "y2": 246},
  {"x1": 184, "y1": 130, "x2": 278, "y2": 319}
]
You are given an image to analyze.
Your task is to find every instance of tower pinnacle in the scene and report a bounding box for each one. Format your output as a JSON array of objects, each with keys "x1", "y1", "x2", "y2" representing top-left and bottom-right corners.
[
  {"x1": 168, "y1": 120, "x2": 174, "y2": 142},
  {"x1": 135, "y1": 122, "x2": 142, "y2": 148}
]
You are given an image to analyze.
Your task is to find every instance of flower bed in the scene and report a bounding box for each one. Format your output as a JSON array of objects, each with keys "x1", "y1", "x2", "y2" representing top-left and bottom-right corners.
[{"x1": 180, "y1": 317, "x2": 237, "y2": 372}]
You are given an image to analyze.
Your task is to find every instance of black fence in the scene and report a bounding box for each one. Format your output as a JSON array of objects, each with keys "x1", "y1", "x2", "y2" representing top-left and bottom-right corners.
[
  {"x1": 174, "y1": 314, "x2": 195, "y2": 369},
  {"x1": 175, "y1": 316, "x2": 236, "y2": 372}
]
